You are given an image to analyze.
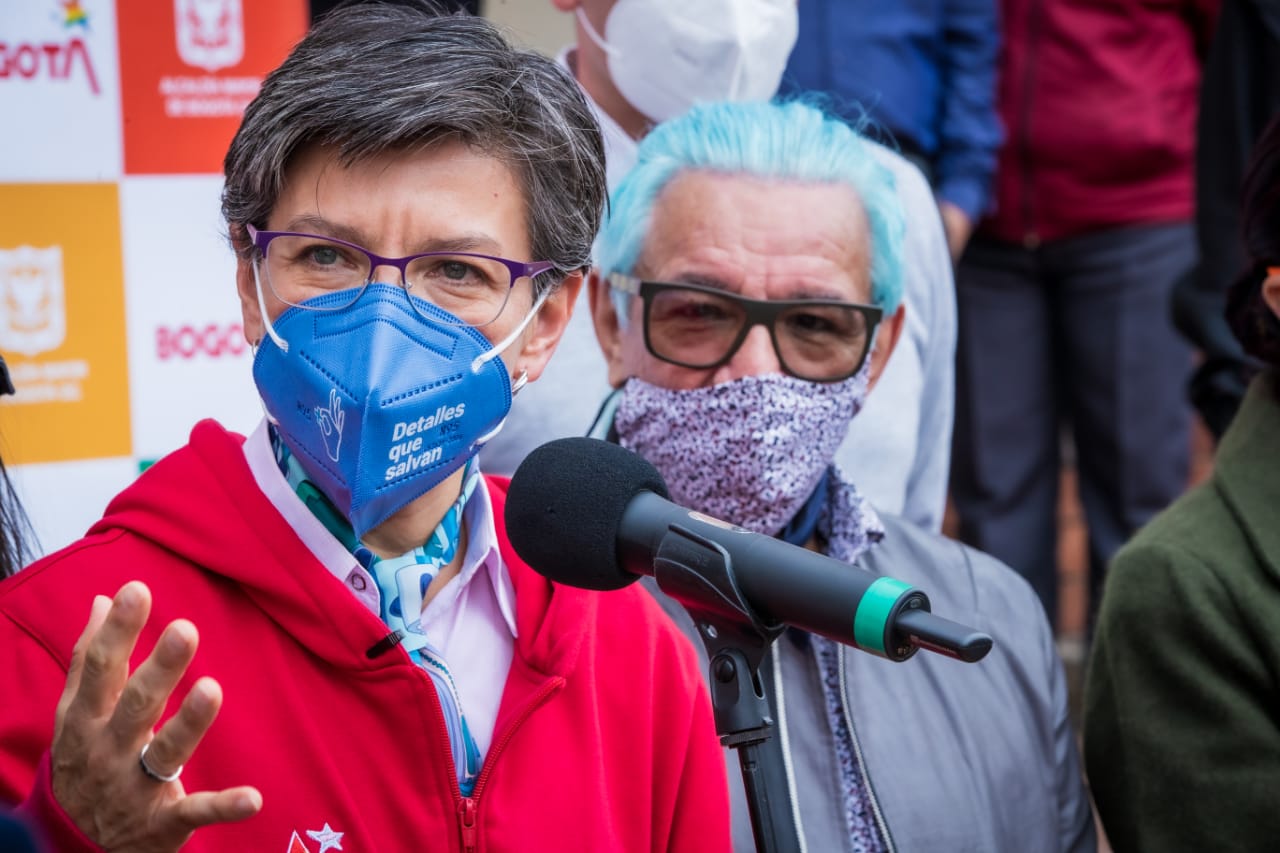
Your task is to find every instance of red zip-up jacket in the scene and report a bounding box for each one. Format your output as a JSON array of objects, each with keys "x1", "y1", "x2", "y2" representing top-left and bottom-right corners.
[
  {"x1": 981, "y1": 0, "x2": 1218, "y2": 245},
  {"x1": 0, "y1": 420, "x2": 732, "y2": 853}
]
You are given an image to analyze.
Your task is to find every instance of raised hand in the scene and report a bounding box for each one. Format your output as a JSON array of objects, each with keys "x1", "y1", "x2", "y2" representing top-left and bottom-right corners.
[{"x1": 50, "y1": 581, "x2": 262, "y2": 852}]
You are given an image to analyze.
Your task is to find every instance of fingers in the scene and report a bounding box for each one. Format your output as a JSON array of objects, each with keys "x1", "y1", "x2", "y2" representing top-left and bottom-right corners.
[
  {"x1": 70, "y1": 582, "x2": 152, "y2": 721},
  {"x1": 47, "y1": 585, "x2": 261, "y2": 849},
  {"x1": 90, "y1": 786, "x2": 262, "y2": 851},
  {"x1": 167, "y1": 786, "x2": 263, "y2": 833},
  {"x1": 57, "y1": 594, "x2": 112, "y2": 727},
  {"x1": 138, "y1": 676, "x2": 222, "y2": 781},
  {"x1": 106, "y1": 619, "x2": 199, "y2": 747}
]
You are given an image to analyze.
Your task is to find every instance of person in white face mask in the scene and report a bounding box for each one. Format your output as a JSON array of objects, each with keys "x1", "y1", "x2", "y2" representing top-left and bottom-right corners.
[
  {"x1": 587, "y1": 99, "x2": 1097, "y2": 853},
  {"x1": 478, "y1": 0, "x2": 797, "y2": 478},
  {"x1": 566, "y1": 0, "x2": 798, "y2": 178},
  {"x1": 485, "y1": 1, "x2": 959, "y2": 547}
]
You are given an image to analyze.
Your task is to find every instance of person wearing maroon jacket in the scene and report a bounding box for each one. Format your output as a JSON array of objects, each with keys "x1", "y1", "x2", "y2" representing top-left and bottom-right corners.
[
  {"x1": 950, "y1": 0, "x2": 1220, "y2": 631},
  {"x1": 0, "y1": 4, "x2": 731, "y2": 852}
]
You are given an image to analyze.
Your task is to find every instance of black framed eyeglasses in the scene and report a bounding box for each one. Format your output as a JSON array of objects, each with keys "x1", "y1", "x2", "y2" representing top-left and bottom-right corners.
[{"x1": 609, "y1": 273, "x2": 882, "y2": 383}]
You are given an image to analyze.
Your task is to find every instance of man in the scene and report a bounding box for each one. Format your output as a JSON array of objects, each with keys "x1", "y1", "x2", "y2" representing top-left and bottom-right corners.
[
  {"x1": 487, "y1": 0, "x2": 958, "y2": 534},
  {"x1": 0, "y1": 6, "x2": 730, "y2": 851},
  {"x1": 588, "y1": 98, "x2": 1095, "y2": 851}
]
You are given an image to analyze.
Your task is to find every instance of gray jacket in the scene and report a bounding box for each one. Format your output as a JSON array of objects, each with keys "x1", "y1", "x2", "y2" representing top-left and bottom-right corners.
[{"x1": 647, "y1": 511, "x2": 1096, "y2": 853}]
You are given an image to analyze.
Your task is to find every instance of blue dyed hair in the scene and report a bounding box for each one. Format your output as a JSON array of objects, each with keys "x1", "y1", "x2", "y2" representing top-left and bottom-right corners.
[{"x1": 596, "y1": 99, "x2": 905, "y2": 319}]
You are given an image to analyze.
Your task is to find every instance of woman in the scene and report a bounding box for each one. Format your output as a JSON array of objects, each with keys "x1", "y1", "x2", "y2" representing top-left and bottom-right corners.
[
  {"x1": 1084, "y1": 113, "x2": 1280, "y2": 852},
  {"x1": 0, "y1": 6, "x2": 729, "y2": 851}
]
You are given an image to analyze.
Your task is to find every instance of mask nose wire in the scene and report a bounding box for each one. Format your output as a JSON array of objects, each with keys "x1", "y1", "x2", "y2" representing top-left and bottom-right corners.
[{"x1": 361, "y1": 260, "x2": 416, "y2": 307}]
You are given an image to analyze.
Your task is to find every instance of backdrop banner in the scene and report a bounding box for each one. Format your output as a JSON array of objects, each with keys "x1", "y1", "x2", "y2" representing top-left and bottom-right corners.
[{"x1": 0, "y1": 0, "x2": 307, "y2": 557}]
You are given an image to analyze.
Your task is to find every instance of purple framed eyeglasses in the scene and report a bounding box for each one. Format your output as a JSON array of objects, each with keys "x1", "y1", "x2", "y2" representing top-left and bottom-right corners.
[{"x1": 246, "y1": 224, "x2": 556, "y2": 327}]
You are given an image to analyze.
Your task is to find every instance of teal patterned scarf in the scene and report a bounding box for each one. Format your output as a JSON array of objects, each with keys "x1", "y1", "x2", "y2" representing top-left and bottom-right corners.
[{"x1": 271, "y1": 428, "x2": 483, "y2": 794}]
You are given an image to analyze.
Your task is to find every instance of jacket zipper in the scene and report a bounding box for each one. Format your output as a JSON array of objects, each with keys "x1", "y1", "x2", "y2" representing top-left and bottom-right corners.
[
  {"x1": 457, "y1": 797, "x2": 478, "y2": 853},
  {"x1": 1017, "y1": 0, "x2": 1045, "y2": 247},
  {"x1": 453, "y1": 676, "x2": 566, "y2": 852},
  {"x1": 837, "y1": 644, "x2": 896, "y2": 853},
  {"x1": 771, "y1": 651, "x2": 809, "y2": 851}
]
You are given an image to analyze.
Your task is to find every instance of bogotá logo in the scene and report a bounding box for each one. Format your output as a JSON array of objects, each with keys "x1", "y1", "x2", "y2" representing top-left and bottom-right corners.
[
  {"x1": 175, "y1": 0, "x2": 244, "y2": 72},
  {"x1": 0, "y1": 246, "x2": 67, "y2": 357},
  {"x1": 59, "y1": 0, "x2": 90, "y2": 29}
]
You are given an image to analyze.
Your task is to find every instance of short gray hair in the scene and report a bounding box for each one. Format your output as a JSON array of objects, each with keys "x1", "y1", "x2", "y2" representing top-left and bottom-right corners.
[{"x1": 222, "y1": 2, "x2": 606, "y2": 294}]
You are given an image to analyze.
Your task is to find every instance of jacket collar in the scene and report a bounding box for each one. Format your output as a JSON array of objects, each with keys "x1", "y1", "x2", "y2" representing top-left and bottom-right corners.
[
  {"x1": 1214, "y1": 370, "x2": 1280, "y2": 575},
  {"x1": 817, "y1": 466, "x2": 885, "y2": 567},
  {"x1": 90, "y1": 420, "x2": 588, "y2": 679},
  {"x1": 486, "y1": 476, "x2": 593, "y2": 679}
]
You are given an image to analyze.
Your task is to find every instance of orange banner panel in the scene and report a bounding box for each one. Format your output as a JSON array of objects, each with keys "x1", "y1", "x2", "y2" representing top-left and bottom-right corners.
[
  {"x1": 117, "y1": 0, "x2": 307, "y2": 175},
  {"x1": 0, "y1": 184, "x2": 131, "y2": 465}
]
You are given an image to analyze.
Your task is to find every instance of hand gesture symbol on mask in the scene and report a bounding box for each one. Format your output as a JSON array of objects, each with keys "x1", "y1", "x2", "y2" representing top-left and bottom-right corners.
[{"x1": 314, "y1": 388, "x2": 346, "y2": 462}]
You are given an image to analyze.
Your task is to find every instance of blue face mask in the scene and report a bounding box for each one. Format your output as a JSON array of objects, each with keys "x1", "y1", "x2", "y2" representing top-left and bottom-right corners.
[{"x1": 252, "y1": 282, "x2": 539, "y2": 539}]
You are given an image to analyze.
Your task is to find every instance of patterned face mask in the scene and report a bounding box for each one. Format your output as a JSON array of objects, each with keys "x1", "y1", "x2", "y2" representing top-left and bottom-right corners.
[{"x1": 614, "y1": 366, "x2": 871, "y2": 536}]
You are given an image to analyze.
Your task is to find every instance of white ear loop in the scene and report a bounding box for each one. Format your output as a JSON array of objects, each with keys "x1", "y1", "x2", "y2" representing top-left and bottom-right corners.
[
  {"x1": 469, "y1": 286, "x2": 553, "y2": 449},
  {"x1": 576, "y1": 7, "x2": 619, "y2": 57},
  {"x1": 247, "y1": 339, "x2": 281, "y2": 426},
  {"x1": 253, "y1": 260, "x2": 289, "y2": 353},
  {"x1": 248, "y1": 264, "x2": 287, "y2": 425},
  {"x1": 473, "y1": 418, "x2": 507, "y2": 449},
  {"x1": 472, "y1": 285, "x2": 552, "y2": 372}
]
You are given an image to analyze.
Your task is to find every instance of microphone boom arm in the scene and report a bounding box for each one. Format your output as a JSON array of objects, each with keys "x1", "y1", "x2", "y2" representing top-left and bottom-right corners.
[
  {"x1": 652, "y1": 525, "x2": 798, "y2": 853},
  {"x1": 648, "y1": 523, "x2": 993, "y2": 853}
]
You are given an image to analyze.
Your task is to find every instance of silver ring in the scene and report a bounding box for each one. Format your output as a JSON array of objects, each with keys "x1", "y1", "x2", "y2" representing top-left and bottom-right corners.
[{"x1": 138, "y1": 741, "x2": 183, "y2": 783}]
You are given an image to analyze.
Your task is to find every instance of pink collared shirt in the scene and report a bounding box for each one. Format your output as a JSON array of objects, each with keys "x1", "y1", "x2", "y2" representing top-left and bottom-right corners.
[{"x1": 243, "y1": 419, "x2": 517, "y2": 756}]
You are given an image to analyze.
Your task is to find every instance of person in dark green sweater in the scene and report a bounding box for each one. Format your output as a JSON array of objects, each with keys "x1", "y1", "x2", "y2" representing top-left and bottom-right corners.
[{"x1": 1084, "y1": 112, "x2": 1280, "y2": 852}]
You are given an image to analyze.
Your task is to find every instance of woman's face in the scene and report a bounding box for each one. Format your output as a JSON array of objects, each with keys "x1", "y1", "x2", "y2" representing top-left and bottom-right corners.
[
  {"x1": 592, "y1": 169, "x2": 902, "y2": 391},
  {"x1": 232, "y1": 139, "x2": 583, "y2": 549},
  {"x1": 236, "y1": 139, "x2": 581, "y2": 387}
]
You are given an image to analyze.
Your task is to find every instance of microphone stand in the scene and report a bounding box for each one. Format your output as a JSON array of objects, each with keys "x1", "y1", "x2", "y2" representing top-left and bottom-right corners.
[{"x1": 651, "y1": 523, "x2": 800, "y2": 853}]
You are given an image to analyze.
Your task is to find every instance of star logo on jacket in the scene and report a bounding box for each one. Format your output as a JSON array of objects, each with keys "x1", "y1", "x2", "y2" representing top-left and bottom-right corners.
[{"x1": 286, "y1": 824, "x2": 344, "y2": 853}]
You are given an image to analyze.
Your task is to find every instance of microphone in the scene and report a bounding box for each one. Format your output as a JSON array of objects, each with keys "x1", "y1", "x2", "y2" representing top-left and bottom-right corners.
[{"x1": 505, "y1": 437, "x2": 992, "y2": 663}]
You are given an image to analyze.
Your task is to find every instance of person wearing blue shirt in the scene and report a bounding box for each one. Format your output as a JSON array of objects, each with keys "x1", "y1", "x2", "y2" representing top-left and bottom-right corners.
[{"x1": 781, "y1": 0, "x2": 1002, "y2": 260}]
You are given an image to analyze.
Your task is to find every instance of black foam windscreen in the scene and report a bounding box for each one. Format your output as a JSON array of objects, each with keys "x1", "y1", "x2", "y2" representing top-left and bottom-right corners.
[{"x1": 505, "y1": 437, "x2": 669, "y2": 591}]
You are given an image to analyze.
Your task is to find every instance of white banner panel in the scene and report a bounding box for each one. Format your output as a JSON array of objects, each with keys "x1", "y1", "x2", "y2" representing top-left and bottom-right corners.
[
  {"x1": 1, "y1": 0, "x2": 305, "y2": 560},
  {"x1": 120, "y1": 175, "x2": 261, "y2": 463},
  {"x1": 0, "y1": 0, "x2": 122, "y2": 182},
  {"x1": 8, "y1": 456, "x2": 138, "y2": 561}
]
